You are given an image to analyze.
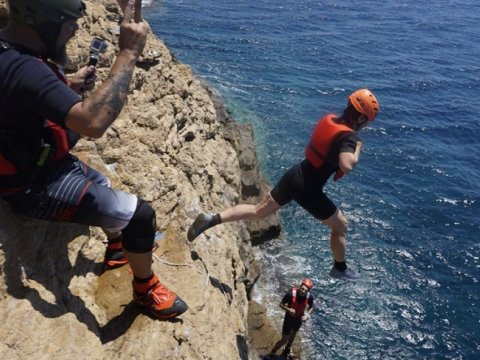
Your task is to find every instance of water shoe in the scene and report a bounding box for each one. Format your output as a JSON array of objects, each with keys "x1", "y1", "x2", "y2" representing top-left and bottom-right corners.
[
  {"x1": 133, "y1": 274, "x2": 188, "y2": 319},
  {"x1": 103, "y1": 240, "x2": 128, "y2": 270},
  {"x1": 329, "y1": 266, "x2": 361, "y2": 281},
  {"x1": 187, "y1": 213, "x2": 219, "y2": 242}
]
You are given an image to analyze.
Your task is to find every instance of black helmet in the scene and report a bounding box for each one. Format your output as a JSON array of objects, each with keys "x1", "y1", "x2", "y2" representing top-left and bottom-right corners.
[{"x1": 7, "y1": 0, "x2": 85, "y2": 26}]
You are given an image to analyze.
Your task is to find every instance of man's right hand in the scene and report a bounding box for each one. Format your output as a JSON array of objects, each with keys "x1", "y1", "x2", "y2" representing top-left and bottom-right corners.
[
  {"x1": 65, "y1": 0, "x2": 150, "y2": 138},
  {"x1": 287, "y1": 308, "x2": 296, "y2": 316},
  {"x1": 118, "y1": 0, "x2": 150, "y2": 59}
]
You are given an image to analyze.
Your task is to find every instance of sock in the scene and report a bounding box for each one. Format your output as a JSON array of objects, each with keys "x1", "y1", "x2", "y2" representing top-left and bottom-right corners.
[
  {"x1": 212, "y1": 213, "x2": 222, "y2": 225},
  {"x1": 133, "y1": 273, "x2": 157, "y2": 293},
  {"x1": 334, "y1": 260, "x2": 347, "y2": 272},
  {"x1": 134, "y1": 273, "x2": 154, "y2": 283}
]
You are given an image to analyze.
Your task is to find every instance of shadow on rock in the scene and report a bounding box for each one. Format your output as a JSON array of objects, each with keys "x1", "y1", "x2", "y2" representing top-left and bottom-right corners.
[
  {"x1": 209, "y1": 276, "x2": 233, "y2": 305},
  {"x1": 0, "y1": 200, "x2": 139, "y2": 343}
]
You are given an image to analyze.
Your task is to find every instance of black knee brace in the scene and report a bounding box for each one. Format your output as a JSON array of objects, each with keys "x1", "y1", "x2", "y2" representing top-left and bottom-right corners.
[{"x1": 121, "y1": 198, "x2": 156, "y2": 253}]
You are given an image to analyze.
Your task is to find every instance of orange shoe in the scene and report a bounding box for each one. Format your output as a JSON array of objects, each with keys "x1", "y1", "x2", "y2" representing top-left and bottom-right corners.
[
  {"x1": 103, "y1": 238, "x2": 160, "y2": 271},
  {"x1": 133, "y1": 274, "x2": 188, "y2": 319},
  {"x1": 103, "y1": 240, "x2": 128, "y2": 270}
]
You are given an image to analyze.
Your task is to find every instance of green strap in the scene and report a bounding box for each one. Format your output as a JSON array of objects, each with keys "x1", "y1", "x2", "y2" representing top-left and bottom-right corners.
[{"x1": 36, "y1": 145, "x2": 51, "y2": 167}]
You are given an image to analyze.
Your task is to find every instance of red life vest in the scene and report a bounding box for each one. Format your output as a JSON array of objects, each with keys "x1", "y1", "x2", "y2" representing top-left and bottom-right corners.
[
  {"x1": 305, "y1": 114, "x2": 354, "y2": 181},
  {"x1": 0, "y1": 48, "x2": 73, "y2": 194},
  {"x1": 290, "y1": 287, "x2": 310, "y2": 318}
]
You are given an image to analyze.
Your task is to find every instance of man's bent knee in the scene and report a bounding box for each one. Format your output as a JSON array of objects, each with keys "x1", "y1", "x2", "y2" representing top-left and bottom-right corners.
[
  {"x1": 122, "y1": 199, "x2": 156, "y2": 253},
  {"x1": 324, "y1": 209, "x2": 348, "y2": 235},
  {"x1": 254, "y1": 193, "x2": 282, "y2": 218}
]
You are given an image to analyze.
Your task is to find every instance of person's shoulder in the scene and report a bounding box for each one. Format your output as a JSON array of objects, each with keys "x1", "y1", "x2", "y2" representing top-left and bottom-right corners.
[
  {"x1": 1, "y1": 47, "x2": 49, "y2": 74},
  {"x1": 305, "y1": 292, "x2": 314, "y2": 305},
  {"x1": 347, "y1": 131, "x2": 359, "y2": 139},
  {"x1": 1, "y1": 42, "x2": 33, "y2": 59},
  {"x1": 2, "y1": 51, "x2": 59, "y2": 93},
  {"x1": 340, "y1": 131, "x2": 359, "y2": 144}
]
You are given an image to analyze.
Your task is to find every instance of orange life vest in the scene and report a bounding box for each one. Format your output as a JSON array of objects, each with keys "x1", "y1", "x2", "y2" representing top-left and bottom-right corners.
[
  {"x1": 305, "y1": 114, "x2": 354, "y2": 181},
  {"x1": 290, "y1": 287, "x2": 310, "y2": 318},
  {"x1": 0, "y1": 45, "x2": 74, "y2": 193}
]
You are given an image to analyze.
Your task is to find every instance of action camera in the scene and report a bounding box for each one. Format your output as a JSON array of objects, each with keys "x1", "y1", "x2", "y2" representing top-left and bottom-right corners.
[{"x1": 88, "y1": 37, "x2": 107, "y2": 66}]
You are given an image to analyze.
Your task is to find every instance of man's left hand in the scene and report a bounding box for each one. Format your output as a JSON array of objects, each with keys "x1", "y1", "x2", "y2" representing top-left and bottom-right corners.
[{"x1": 68, "y1": 65, "x2": 97, "y2": 93}]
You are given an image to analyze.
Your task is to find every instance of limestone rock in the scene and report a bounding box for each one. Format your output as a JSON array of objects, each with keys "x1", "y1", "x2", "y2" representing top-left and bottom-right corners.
[{"x1": 0, "y1": 1, "x2": 280, "y2": 359}]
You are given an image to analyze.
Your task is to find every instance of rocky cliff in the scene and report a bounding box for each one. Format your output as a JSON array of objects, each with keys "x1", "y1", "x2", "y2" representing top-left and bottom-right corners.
[{"x1": 0, "y1": 1, "x2": 281, "y2": 359}]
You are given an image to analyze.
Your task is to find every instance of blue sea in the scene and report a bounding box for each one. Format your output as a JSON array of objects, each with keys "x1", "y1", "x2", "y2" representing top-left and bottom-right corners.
[{"x1": 144, "y1": 1, "x2": 480, "y2": 359}]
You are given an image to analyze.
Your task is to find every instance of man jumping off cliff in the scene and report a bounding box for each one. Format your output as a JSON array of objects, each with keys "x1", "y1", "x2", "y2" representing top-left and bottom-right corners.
[
  {"x1": 187, "y1": 89, "x2": 380, "y2": 280},
  {"x1": 0, "y1": 0, "x2": 187, "y2": 319}
]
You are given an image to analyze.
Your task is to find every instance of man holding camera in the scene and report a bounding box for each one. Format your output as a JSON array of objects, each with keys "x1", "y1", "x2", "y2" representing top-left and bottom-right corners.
[{"x1": 0, "y1": 0, "x2": 188, "y2": 319}]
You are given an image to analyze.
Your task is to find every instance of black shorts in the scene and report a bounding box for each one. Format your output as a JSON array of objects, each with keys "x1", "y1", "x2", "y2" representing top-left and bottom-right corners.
[
  {"x1": 2, "y1": 155, "x2": 138, "y2": 233},
  {"x1": 282, "y1": 315, "x2": 303, "y2": 336},
  {"x1": 270, "y1": 160, "x2": 337, "y2": 220}
]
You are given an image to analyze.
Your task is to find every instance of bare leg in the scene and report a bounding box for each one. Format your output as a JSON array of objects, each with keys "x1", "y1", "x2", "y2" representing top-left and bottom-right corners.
[
  {"x1": 283, "y1": 329, "x2": 298, "y2": 354},
  {"x1": 220, "y1": 193, "x2": 281, "y2": 223},
  {"x1": 271, "y1": 334, "x2": 290, "y2": 354},
  {"x1": 322, "y1": 209, "x2": 360, "y2": 280},
  {"x1": 188, "y1": 193, "x2": 281, "y2": 241},
  {"x1": 123, "y1": 250, "x2": 153, "y2": 279},
  {"x1": 321, "y1": 208, "x2": 348, "y2": 262}
]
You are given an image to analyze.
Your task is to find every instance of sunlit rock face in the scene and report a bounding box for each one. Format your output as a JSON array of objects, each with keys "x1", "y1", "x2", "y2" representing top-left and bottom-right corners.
[{"x1": 0, "y1": 1, "x2": 279, "y2": 359}]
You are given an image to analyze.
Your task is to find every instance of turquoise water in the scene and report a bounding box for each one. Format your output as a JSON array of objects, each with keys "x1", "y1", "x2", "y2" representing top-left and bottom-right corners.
[{"x1": 145, "y1": 1, "x2": 480, "y2": 358}]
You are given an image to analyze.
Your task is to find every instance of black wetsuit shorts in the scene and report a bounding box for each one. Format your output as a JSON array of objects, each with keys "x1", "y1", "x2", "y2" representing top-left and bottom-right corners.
[
  {"x1": 270, "y1": 159, "x2": 337, "y2": 220},
  {"x1": 282, "y1": 315, "x2": 303, "y2": 335}
]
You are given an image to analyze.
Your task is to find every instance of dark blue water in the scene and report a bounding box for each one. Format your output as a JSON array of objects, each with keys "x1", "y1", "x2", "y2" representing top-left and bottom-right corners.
[{"x1": 145, "y1": 1, "x2": 480, "y2": 358}]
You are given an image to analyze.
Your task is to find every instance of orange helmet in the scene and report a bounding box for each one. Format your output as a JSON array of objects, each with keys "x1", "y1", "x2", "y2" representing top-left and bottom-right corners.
[
  {"x1": 348, "y1": 88, "x2": 380, "y2": 121},
  {"x1": 301, "y1": 278, "x2": 314, "y2": 290}
]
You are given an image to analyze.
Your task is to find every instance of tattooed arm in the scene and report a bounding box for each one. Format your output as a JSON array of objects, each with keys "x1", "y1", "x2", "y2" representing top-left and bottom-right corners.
[{"x1": 64, "y1": 0, "x2": 149, "y2": 138}]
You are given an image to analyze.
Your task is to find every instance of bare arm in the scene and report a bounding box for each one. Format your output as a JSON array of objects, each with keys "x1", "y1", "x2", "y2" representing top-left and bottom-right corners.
[
  {"x1": 280, "y1": 301, "x2": 295, "y2": 316},
  {"x1": 338, "y1": 140, "x2": 363, "y2": 175},
  {"x1": 301, "y1": 303, "x2": 314, "y2": 321},
  {"x1": 306, "y1": 304, "x2": 314, "y2": 316},
  {"x1": 65, "y1": 0, "x2": 149, "y2": 138}
]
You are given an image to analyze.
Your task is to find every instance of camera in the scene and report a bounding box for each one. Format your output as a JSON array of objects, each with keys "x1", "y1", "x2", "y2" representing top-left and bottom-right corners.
[{"x1": 88, "y1": 37, "x2": 107, "y2": 67}]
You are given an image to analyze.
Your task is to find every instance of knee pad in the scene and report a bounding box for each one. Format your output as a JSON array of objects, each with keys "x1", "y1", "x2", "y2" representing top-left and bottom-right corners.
[{"x1": 122, "y1": 198, "x2": 156, "y2": 253}]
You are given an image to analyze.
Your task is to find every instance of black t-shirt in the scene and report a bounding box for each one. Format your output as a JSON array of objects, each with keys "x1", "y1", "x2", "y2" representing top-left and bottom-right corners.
[
  {"x1": 303, "y1": 131, "x2": 360, "y2": 187},
  {"x1": 0, "y1": 43, "x2": 81, "y2": 132},
  {"x1": 282, "y1": 289, "x2": 315, "y2": 319}
]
